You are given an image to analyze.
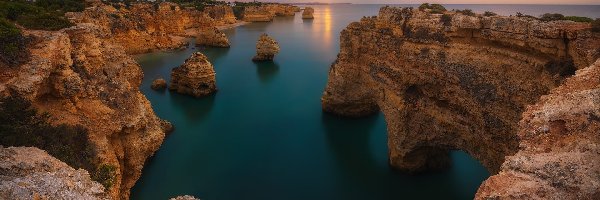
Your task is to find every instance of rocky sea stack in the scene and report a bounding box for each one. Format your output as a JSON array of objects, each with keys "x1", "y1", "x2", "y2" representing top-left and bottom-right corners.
[
  {"x1": 252, "y1": 33, "x2": 280, "y2": 61},
  {"x1": 151, "y1": 78, "x2": 168, "y2": 90},
  {"x1": 302, "y1": 7, "x2": 315, "y2": 19},
  {"x1": 196, "y1": 27, "x2": 230, "y2": 48},
  {"x1": 170, "y1": 52, "x2": 217, "y2": 97}
]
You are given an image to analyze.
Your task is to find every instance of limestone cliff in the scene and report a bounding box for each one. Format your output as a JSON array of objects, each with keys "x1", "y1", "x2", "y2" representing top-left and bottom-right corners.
[
  {"x1": 0, "y1": 25, "x2": 168, "y2": 199},
  {"x1": 475, "y1": 59, "x2": 600, "y2": 199},
  {"x1": 241, "y1": 4, "x2": 299, "y2": 22},
  {"x1": 0, "y1": 146, "x2": 108, "y2": 200},
  {"x1": 322, "y1": 6, "x2": 599, "y2": 197},
  {"x1": 170, "y1": 52, "x2": 217, "y2": 97},
  {"x1": 196, "y1": 27, "x2": 230, "y2": 48},
  {"x1": 67, "y1": 2, "x2": 216, "y2": 54},
  {"x1": 205, "y1": 5, "x2": 237, "y2": 25}
]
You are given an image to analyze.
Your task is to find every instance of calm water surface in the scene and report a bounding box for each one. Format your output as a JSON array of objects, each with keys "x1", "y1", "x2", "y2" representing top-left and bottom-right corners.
[{"x1": 125, "y1": 4, "x2": 584, "y2": 200}]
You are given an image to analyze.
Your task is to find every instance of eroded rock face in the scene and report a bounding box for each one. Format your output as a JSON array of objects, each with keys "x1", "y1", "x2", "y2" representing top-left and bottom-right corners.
[
  {"x1": 252, "y1": 34, "x2": 280, "y2": 61},
  {"x1": 302, "y1": 7, "x2": 314, "y2": 19},
  {"x1": 0, "y1": 25, "x2": 167, "y2": 200},
  {"x1": 170, "y1": 52, "x2": 217, "y2": 97},
  {"x1": 67, "y1": 2, "x2": 216, "y2": 54},
  {"x1": 0, "y1": 146, "x2": 108, "y2": 200},
  {"x1": 475, "y1": 59, "x2": 600, "y2": 199},
  {"x1": 196, "y1": 27, "x2": 230, "y2": 47},
  {"x1": 205, "y1": 5, "x2": 237, "y2": 25},
  {"x1": 322, "y1": 6, "x2": 599, "y2": 194},
  {"x1": 241, "y1": 4, "x2": 298, "y2": 22}
]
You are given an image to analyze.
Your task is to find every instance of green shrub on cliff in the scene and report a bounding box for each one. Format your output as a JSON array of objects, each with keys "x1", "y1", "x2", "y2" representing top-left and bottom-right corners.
[
  {"x1": 0, "y1": 95, "x2": 95, "y2": 173},
  {"x1": 454, "y1": 9, "x2": 475, "y2": 16},
  {"x1": 92, "y1": 164, "x2": 117, "y2": 189},
  {"x1": 0, "y1": 0, "x2": 77, "y2": 31},
  {"x1": 418, "y1": 3, "x2": 446, "y2": 14},
  {"x1": 564, "y1": 16, "x2": 593, "y2": 23},
  {"x1": 593, "y1": 18, "x2": 600, "y2": 32},
  {"x1": 0, "y1": 19, "x2": 29, "y2": 67},
  {"x1": 483, "y1": 11, "x2": 497, "y2": 17},
  {"x1": 440, "y1": 14, "x2": 452, "y2": 26}
]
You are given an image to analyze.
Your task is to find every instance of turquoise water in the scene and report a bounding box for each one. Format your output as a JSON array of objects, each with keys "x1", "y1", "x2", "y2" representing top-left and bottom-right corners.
[{"x1": 131, "y1": 5, "x2": 490, "y2": 200}]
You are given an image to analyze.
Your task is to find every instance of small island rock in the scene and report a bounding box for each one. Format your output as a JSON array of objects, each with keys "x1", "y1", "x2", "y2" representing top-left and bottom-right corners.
[
  {"x1": 252, "y1": 33, "x2": 280, "y2": 61},
  {"x1": 151, "y1": 78, "x2": 167, "y2": 90},
  {"x1": 169, "y1": 52, "x2": 217, "y2": 97},
  {"x1": 196, "y1": 27, "x2": 230, "y2": 48},
  {"x1": 302, "y1": 7, "x2": 314, "y2": 19}
]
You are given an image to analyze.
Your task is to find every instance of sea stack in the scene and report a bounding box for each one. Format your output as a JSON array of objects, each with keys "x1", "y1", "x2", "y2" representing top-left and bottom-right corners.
[
  {"x1": 196, "y1": 27, "x2": 230, "y2": 48},
  {"x1": 151, "y1": 78, "x2": 167, "y2": 90},
  {"x1": 302, "y1": 7, "x2": 314, "y2": 19},
  {"x1": 252, "y1": 33, "x2": 280, "y2": 61},
  {"x1": 169, "y1": 52, "x2": 217, "y2": 97}
]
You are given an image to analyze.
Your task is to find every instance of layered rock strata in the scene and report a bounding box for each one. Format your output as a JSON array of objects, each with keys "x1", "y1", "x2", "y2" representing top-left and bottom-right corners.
[
  {"x1": 322, "y1": 6, "x2": 599, "y2": 197},
  {"x1": 0, "y1": 146, "x2": 108, "y2": 200},
  {"x1": 302, "y1": 7, "x2": 314, "y2": 19},
  {"x1": 67, "y1": 2, "x2": 216, "y2": 54},
  {"x1": 0, "y1": 25, "x2": 168, "y2": 199},
  {"x1": 205, "y1": 5, "x2": 237, "y2": 25},
  {"x1": 475, "y1": 59, "x2": 600, "y2": 199},
  {"x1": 241, "y1": 4, "x2": 299, "y2": 22},
  {"x1": 196, "y1": 27, "x2": 230, "y2": 47},
  {"x1": 253, "y1": 33, "x2": 280, "y2": 61},
  {"x1": 170, "y1": 52, "x2": 217, "y2": 97}
]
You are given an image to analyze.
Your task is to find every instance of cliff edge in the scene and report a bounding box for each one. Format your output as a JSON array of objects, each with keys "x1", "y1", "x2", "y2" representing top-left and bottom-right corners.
[{"x1": 322, "y1": 6, "x2": 599, "y2": 198}]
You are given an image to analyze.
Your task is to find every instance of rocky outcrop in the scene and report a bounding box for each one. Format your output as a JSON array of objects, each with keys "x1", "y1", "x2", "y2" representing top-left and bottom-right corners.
[
  {"x1": 241, "y1": 4, "x2": 299, "y2": 22},
  {"x1": 0, "y1": 146, "x2": 108, "y2": 200},
  {"x1": 170, "y1": 195, "x2": 200, "y2": 200},
  {"x1": 252, "y1": 33, "x2": 280, "y2": 61},
  {"x1": 196, "y1": 27, "x2": 230, "y2": 47},
  {"x1": 322, "y1": 6, "x2": 599, "y2": 197},
  {"x1": 302, "y1": 7, "x2": 314, "y2": 19},
  {"x1": 170, "y1": 52, "x2": 217, "y2": 97},
  {"x1": 475, "y1": 59, "x2": 600, "y2": 199},
  {"x1": 0, "y1": 25, "x2": 168, "y2": 199},
  {"x1": 204, "y1": 5, "x2": 237, "y2": 25},
  {"x1": 67, "y1": 2, "x2": 216, "y2": 54},
  {"x1": 151, "y1": 78, "x2": 167, "y2": 90}
]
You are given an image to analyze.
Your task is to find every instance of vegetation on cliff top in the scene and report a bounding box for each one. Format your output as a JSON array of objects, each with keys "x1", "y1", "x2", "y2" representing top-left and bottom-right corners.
[
  {"x1": 0, "y1": 18, "x2": 28, "y2": 67},
  {"x1": 0, "y1": 95, "x2": 95, "y2": 172},
  {"x1": 0, "y1": 0, "x2": 83, "y2": 31},
  {"x1": 418, "y1": 3, "x2": 446, "y2": 14}
]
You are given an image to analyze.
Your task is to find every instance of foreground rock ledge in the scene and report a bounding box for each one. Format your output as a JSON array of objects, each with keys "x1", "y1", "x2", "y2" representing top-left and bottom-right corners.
[
  {"x1": 253, "y1": 33, "x2": 280, "y2": 61},
  {"x1": 321, "y1": 6, "x2": 600, "y2": 198},
  {"x1": 170, "y1": 52, "x2": 217, "y2": 97},
  {"x1": 0, "y1": 146, "x2": 108, "y2": 200}
]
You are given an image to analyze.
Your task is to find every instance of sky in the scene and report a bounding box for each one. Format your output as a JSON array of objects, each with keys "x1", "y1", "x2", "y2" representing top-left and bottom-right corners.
[{"x1": 238, "y1": 0, "x2": 600, "y2": 5}]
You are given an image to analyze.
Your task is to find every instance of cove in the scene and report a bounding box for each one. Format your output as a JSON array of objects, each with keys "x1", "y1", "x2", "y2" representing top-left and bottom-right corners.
[{"x1": 131, "y1": 5, "x2": 489, "y2": 200}]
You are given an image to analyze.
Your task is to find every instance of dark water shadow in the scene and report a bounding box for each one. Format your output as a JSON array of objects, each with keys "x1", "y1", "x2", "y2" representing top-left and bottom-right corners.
[
  {"x1": 169, "y1": 91, "x2": 216, "y2": 123},
  {"x1": 321, "y1": 112, "x2": 383, "y2": 176},
  {"x1": 200, "y1": 47, "x2": 231, "y2": 65},
  {"x1": 253, "y1": 61, "x2": 280, "y2": 84}
]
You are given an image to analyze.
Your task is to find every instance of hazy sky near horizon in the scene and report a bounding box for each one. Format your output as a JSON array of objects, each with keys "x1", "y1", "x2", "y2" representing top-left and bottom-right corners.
[{"x1": 238, "y1": 0, "x2": 600, "y2": 5}]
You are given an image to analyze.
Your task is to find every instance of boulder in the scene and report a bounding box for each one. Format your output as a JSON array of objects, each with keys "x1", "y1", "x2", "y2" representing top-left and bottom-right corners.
[
  {"x1": 170, "y1": 52, "x2": 217, "y2": 97},
  {"x1": 302, "y1": 7, "x2": 314, "y2": 19},
  {"x1": 151, "y1": 78, "x2": 167, "y2": 90},
  {"x1": 196, "y1": 27, "x2": 230, "y2": 48},
  {"x1": 252, "y1": 33, "x2": 280, "y2": 61}
]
